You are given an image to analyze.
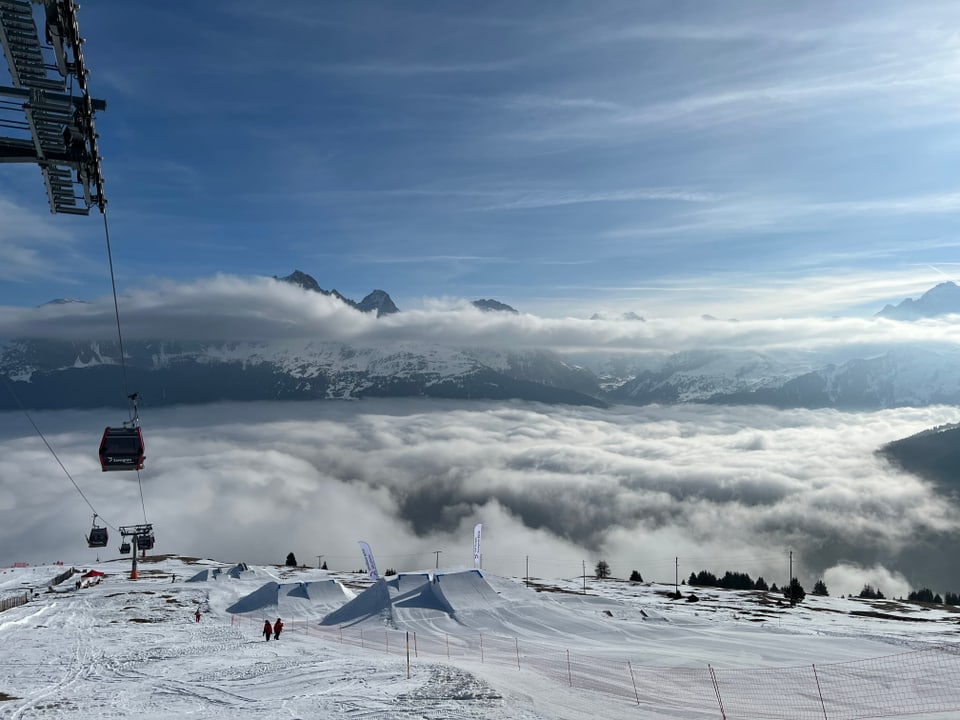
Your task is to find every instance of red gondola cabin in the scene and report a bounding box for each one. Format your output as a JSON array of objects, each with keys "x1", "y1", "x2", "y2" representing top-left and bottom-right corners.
[{"x1": 99, "y1": 426, "x2": 145, "y2": 471}]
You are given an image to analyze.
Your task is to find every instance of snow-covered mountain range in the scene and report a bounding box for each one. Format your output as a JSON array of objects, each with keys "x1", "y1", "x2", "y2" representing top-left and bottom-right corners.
[{"x1": 2, "y1": 275, "x2": 959, "y2": 411}]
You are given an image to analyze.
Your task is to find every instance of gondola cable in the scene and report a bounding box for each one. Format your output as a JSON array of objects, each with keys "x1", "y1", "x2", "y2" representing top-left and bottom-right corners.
[
  {"x1": 0, "y1": 374, "x2": 117, "y2": 535},
  {"x1": 101, "y1": 209, "x2": 149, "y2": 525},
  {"x1": 102, "y1": 211, "x2": 130, "y2": 406}
]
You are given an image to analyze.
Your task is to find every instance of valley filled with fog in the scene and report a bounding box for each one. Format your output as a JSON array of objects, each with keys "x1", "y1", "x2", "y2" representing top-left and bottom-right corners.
[{"x1": 3, "y1": 398, "x2": 958, "y2": 598}]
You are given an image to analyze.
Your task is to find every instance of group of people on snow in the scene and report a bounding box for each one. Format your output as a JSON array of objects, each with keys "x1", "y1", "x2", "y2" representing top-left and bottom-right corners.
[{"x1": 263, "y1": 618, "x2": 283, "y2": 641}]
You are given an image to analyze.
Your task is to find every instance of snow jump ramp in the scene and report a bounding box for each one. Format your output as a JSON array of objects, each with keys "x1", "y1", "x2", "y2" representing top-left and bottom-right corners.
[
  {"x1": 320, "y1": 570, "x2": 500, "y2": 628},
  {"x1": 226, "y1": 579, "x2": 352, "y2": 616}
]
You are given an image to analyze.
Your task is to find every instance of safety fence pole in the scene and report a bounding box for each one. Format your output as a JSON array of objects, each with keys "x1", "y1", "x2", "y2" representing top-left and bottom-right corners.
[
  {"x1": 812, "y1": 664, "x2": 828, "y2": 720},
  {"x1": 627, "y1": 661, "x2": 640, "y2": 706},
  {"x1": 567, "y1": 649, "x2": 573, "y2": 687},
  {"x1": 708, "y1": 664, "x2": 726, "y2": 720},
  {"x1": 515, "y1": 637, "x2": 521, "y2": 670}
]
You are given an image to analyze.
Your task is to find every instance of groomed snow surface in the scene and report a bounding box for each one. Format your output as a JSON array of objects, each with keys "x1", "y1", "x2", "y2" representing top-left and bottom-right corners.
[{"x1": 3, "y1": 556, "x2": 960, "y2": 720}]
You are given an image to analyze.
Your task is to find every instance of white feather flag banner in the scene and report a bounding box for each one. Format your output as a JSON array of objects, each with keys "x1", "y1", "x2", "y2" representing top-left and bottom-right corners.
[
  {"x1": 358, "y1": 540, "x2": 380, "y2": 581},
  {"x1": 473, "y1": 523, "x2": 482, "y2": 568}
]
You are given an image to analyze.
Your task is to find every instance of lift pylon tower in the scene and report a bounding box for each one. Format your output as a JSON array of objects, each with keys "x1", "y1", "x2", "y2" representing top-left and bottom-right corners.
[
  {"x1": 0, "y1": 0, "x2": 106, "y2": 214},
  {"x1": 118, "y1": 524, "x2": 155, "y2": 580}
]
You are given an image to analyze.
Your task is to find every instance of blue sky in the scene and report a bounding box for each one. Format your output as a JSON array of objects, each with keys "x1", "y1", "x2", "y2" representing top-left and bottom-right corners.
[{"x1": 3, "y1": 0, "x2": 960, "y2": 319}]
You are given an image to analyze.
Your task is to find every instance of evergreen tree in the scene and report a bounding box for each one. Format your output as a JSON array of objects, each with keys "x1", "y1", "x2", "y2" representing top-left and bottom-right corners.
[
  {"x1": 689, "y1": 570, "x2": 718, "y2": 587},
  {"x1": 629, "y1": 570, "x2": 643, "y2": 582},
  {"x1": 812, "y1": 579, "x2": 828, "y2": 596},
  {"x1": 594, "y1": 560, "x2": 611, "y2": 579},
  {"x1": 285, "y1": 552, "x2": 297, "y2": 567},
  {"x1": 783, "y1": 578, "x2": 806, "y2": 604},
  {"x1": 720, "y1": 571, "x2": 755, "y2": 590},
  {"x1": 754, "y1": 576, "x2": 769, "y2": 591}
]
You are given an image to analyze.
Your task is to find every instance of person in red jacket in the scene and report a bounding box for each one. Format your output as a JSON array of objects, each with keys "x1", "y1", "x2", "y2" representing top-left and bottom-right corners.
[
  {"x1": 273, "y1": 617, "x2": 283, "y2": 640},
  {"x1": 262, "y1": 619, "x2": 272, "y2": 641}
]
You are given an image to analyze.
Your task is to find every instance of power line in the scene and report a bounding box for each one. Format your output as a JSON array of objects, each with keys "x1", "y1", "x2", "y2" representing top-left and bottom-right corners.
[{"x1": 0, "y1": 374, "x2": 115, "y2": 532}]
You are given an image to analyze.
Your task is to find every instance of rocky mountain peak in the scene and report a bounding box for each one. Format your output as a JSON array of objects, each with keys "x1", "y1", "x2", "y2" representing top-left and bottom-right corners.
[
  {"x1": 277, "y1": 271, "x2": 399, "y2": 317},
  {"x1": 473, "y1": 299, "x2": 518, "y2": 314},
  {"x1": 876, "y1": 281, "x2": 960, "y2": 320},
  {"x1": 278, "y1": 270, "x2": 322, "y2": 293},
  {"x1": 358, "y1": 290, "x2": 400, "y2": 317}
]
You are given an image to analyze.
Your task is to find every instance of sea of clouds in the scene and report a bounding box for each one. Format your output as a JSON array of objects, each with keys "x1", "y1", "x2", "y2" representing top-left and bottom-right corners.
[{"x1": 2, "y1": 398, "x2": 958, "y2": 599}]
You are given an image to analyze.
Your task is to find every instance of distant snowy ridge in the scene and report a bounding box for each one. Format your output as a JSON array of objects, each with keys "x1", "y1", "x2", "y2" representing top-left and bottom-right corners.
[
  {"x1": 2, "y1": 335, "x2": 960, "y2": 411},
  {"x1": 4, "y1": 279, "x2": 960, "y2": 411},
  {"x1": 0, "y1": 338, "x2": 605, "y2": 409}
]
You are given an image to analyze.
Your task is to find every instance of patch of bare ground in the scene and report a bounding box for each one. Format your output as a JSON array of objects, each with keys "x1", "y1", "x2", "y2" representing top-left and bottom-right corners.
[
  {"x1": 809, "y1": 605, "x2": 846, "y2": 614},
  {"x1": 849, "y1": 610, "x2": 933, "y2": 622},
  {"x1": 0, "y1": 692, "x2": 18, "y2": 701},
  {"x1": 530, "y1": 582, "x2": 588, "y2": 595},
  {"x1": 132, "y1": 554, "x2": 206, "y2": 565}
]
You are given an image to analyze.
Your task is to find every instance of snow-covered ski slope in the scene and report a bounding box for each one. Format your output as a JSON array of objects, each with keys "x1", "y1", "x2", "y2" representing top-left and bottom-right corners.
[{"x1": 3, "y1": 555, "x2": 960, "y2": 720}]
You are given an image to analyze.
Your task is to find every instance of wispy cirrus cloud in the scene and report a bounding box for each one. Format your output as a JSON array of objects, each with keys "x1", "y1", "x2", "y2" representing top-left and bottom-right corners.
[
  {"x1": 0, "y1": 197, "x2": 87, "y2": 284},
  {"x1": 480, "y1": 187, "x2": 720, "y2": 210},
  {"x1": 291, "y1": 184, "x2": 718, "y2": 212},
  {"x1": 606, "y1": 190, "x2": 960, "y2": 241},
  {"x1": 313, "y1": 59, "x2": 519, "y2": 76}
]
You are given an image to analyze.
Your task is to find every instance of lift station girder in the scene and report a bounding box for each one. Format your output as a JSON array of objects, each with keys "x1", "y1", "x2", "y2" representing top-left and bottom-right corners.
[{"x1": 0, "y1": 0, "x2": 106, "y2": 214}]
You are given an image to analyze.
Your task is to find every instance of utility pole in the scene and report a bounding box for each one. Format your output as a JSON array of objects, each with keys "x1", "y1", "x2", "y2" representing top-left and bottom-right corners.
[
  {"x1": 582, "y1": 560, "x2": 586, "y2": 594},
  {"x1": 316, "y1": 555, "x2": 324, "y2": 569},
  {"x1": 433, "y1": 550, "x2": 442, "y2": 569},
  {"x1": 525, "y1": 555, "x2": 529, "y2": 587},
  {"x1": 789, "y1": 550, "x2": 794, "y2": 606},
  {"x1": 675, "y1": 557, "x2": 679, "y2": 595}
]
